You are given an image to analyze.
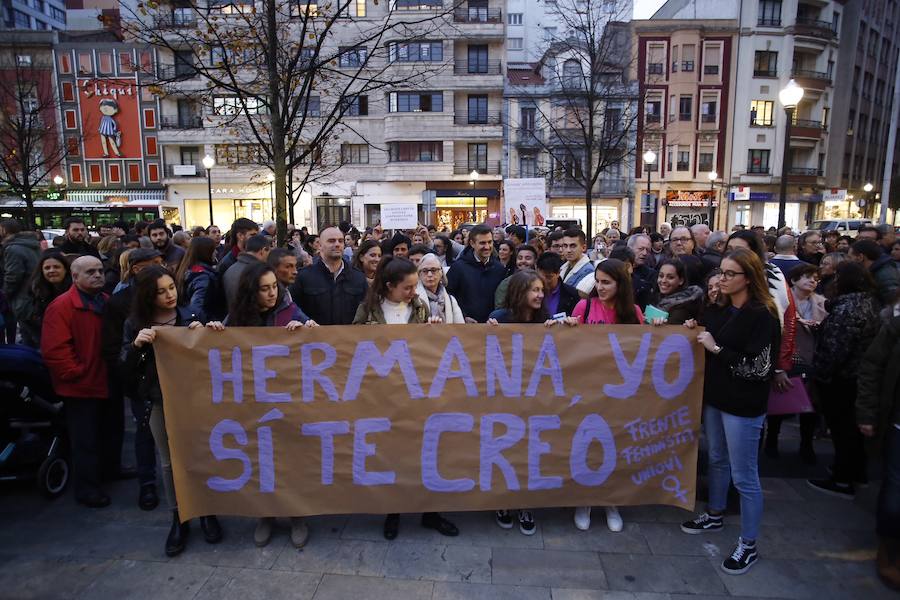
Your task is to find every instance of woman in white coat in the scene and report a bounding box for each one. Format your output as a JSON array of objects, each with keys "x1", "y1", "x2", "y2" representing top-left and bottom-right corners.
[{"x1": 416, "y1": 253, "x2": 465, "y2": 324}]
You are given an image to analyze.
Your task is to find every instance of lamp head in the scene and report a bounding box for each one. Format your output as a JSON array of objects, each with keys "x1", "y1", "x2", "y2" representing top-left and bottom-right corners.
[
  {"x1": 469, "y1": 170, "x2": 479, "y2": 181},
  {"x1": 779, "y1": 79, "x2": 804, "y2": 108},
  {"x1": 52, "y1": 175, "x2": 64, "y2": 186},
  {"x1": 707, "y1": 171, "x2": 718, "y2": 181},
  {"x1": 202, "y1": 154, "x2": 215, "y2": 170},
  {"x1": 642, "y1": 149, "x2": 657, "y2": 164},
  {"x1": 864, "y1": 182, "x2": 874, "y2": 193}
]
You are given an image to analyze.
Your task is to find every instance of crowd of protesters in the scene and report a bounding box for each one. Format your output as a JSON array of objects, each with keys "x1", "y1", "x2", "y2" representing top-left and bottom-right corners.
[{"x1": 1, "y1": 214, "x2": 899, "y2": 587}]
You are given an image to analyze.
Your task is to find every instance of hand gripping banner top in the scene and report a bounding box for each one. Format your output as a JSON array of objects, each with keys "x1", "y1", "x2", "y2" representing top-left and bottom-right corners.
[{"x1": 153, "y1": 324, "x2": 705, "y2": 522}]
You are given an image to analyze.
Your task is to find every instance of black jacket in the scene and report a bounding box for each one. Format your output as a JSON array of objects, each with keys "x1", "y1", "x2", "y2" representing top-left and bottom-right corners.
[
  {"x1": 290, "y1": 258, "x2": 367, "y2": 325},
  {"x1": 120, "y1": 307, "x2": 199, "y2": 422},
  {"x1": 58, "y1": 237, "x2": 100, "y2": 258},
  {"x1": 632, "y1": 264, "x2": 657, "y2": 310},
  {"x1": 101, "y1": 284, "x2": 136, "y2": 368},
  {"x1": 556, "y1": 282, "x2": 581, "y2": 316},
  {"x1": 446, "y1": 247, "x2": 508, "y2": 323},
  {"x1": 857, "y1": 316, "x2": 900, "y2": 439},
  {"x1": 701, "y1": 302, "x2": 781, "y2": 417},
  {"x1": 814, "y1": 292, "x2": 880, "y2": 382},
  {"x1": 700, "y1": 249, "x2": 723, "y2": 274}
]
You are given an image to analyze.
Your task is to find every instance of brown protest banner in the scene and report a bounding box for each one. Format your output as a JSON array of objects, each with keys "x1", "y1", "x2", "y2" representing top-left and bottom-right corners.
[{"x1": 154, "y1": 324, "x2": 704, "y2": 522}]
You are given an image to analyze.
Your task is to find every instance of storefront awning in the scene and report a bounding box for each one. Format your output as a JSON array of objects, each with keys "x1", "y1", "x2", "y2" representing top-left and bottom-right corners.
[{"x1": 65, "y1": 189, "x2": 168, "y2": 206}]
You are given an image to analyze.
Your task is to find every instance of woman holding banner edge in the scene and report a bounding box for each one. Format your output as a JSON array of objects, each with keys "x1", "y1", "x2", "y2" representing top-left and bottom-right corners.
[
  {"x1": 570, "y1": 259, "x2": 644, "y2": 534},
  {"x1": 680, "y1": 248, "x2": 781, "y2": 576},
  {"x1": 488, "y1": 269, "x2": 578, "y2": 535},
  {"x1": 211, "y1": 260, "x2": 319, "y2": 549},
  {"x1": 352, "y1": 254, "x2": 460, "y2": 541},
  {"x1": 121, "y1": 265, "x2": 225, "y2": 557}
]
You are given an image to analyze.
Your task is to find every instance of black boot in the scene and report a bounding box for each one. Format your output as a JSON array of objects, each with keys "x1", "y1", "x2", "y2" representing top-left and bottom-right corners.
[
  {"x1": 200, "y1": 515, "x2": 223, "y2": 544},
  {"x1": 165, "y1": 510, "x2": 189, "y2": 557}
]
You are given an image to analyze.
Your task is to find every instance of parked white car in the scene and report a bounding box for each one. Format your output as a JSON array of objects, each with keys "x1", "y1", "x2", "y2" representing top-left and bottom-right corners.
[{"x1": 811, "y1": 219, "x2": 874, "y2": 237}]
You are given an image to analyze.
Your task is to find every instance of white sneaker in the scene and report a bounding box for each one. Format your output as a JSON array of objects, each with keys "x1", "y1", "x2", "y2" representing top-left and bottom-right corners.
[
  {"x1": 605, "y1": 506, "x2": 623, "y2": 532},
  {"x1": 574, "y1": 506, "x2": 591, "y2": 531}
]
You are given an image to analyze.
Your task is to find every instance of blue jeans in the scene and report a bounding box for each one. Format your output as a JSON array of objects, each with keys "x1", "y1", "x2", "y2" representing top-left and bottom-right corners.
[
  {"x1": 878, "y1": 425, "x2": 900, "y2": 540},
  {"x1": 704, "y1": 404, "x2": 765, "y2": 541}
]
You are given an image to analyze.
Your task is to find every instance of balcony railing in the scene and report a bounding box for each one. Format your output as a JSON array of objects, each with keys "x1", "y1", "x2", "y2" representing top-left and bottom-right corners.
[
  {"x1": 701, "y1": 114, "x2": 717, "y2": 123},
  {"x1": 452, "y1": 7, "x2": 502, "y2": 23},
  {"x1": 792, "y1": 118, "x2": 825, "y2": 129},
  {"x1": 678, "y1": 112, "x2": 692, "y2": 121},
  {"x1": 160, "y1": 115, "x2": 204, "y2": 129},
  {"x1": 794, "y1": 16, "x2": 837, "y2": 38},
  {"x1": 454, "y1": 111, "x2": 502, "y2": 125},
  {"x1": 747, "y1": 166, "x2": 770, "y2": 174},
  {"x1": 754, "y1": 69, "x2": 777, "y2": 77},
  {"x1": 156, "y1": 64, "x2": 198, "y2": 80},
  {"x1": 648, "y1": 63, "x2": 664, "y2": 75},
  {"x1": 682, "y1": 61, "x2": 694, "y2": 72},
  {"x1": 791, "y1": 69, "x2": 831, "y2": 82},
  {"x1": 167, "y1": 163, "x2": 204, "y2": 177},
  {"x1": 750, "y1": 118, "x2": 774, "y2": 127},
  {"x1": 453, "y1": 60, "x2": 502, "y2": 75},
  {"x1": 704, "y1": 65, "x2": 719, "y2": 75},
  {"x1": 454, "y1": 160, "x2": 501, "y2": 175},
  {"x1": 788, "y1": 167, "x2": 823, "y2": 176},
  {"x1": 645, "y1": 114, "x2": 661, "y2": 124},
  {"x1": 515, "y1": 128, "x2": 544, "y2": 145},
  {"x1": 154, "y1": 14, "x2": 198, "y2": 28},
  {"x1": 757, "y1": 18, "x2": 781, "y2": 27}
]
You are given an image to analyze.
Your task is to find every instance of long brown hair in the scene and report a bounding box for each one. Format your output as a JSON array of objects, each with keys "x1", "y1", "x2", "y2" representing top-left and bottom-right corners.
[
  {"x1": 588, "y1": 259, "x2": 639, "y2": 324},
  {"x1": 721, "y1": 248, "x2": 779, "y2": 319},
  {"x1": 503, "y1": 269, "x2": 548, "y2": 323},
  {"x1": 360, "y1": 255, "x2": 418, "y2": 316},
  {"x1": 175, "y1": 236, "x2": 217, "y2": 299}
]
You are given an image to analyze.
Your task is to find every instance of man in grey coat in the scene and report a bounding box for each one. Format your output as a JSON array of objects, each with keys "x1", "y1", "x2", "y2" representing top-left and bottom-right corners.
[
  {"x1": 223, "y1": 234, "x2": 271, "y2": 311},
  {"x1": 1, "y1": 219, "x2": 41, "y2": 342}
]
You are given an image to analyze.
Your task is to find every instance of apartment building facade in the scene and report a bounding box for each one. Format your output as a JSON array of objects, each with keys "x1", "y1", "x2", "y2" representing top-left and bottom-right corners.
[
  {"x1": 653, "y1": 0, "x2": 844, "y2": 230},
  {"x1": 2, "y1": 0, "x2": 66, "y2": 31},
  {"x1": 52, "y1": 30, "x2": 171, "y2": 227},
  {"x1": 826, "y1": 0, "x2": 900, "y2": 222},
  {"x1": 632, "y1": 16, "x2": 738, "y2": 230},
  {"x1": 148, "y1": 0, "x2": 506, "y2": 232}
]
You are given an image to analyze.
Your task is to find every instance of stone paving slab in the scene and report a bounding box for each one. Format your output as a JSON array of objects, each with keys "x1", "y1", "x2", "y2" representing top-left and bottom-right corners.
[{"x1": 0, "y1": 469, "x2": 893, "y2": 599}]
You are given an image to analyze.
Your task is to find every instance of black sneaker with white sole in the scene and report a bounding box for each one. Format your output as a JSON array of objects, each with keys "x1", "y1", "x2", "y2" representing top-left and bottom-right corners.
[
  {"x1": 495, "y1": 510, "x2": 513, "y2": 529},
  {"x1": 807, "y1": 478, "x2": 856, "y2": 500},
  {"x1": 721, "y1": 538, "x2": 759, "y2": 575},
  {"x1": 517, "y1": 510, "x2": 536, "y2": 535},
  {"x1": 680, "y1": 512, "x2": 724, "y2": 534}
]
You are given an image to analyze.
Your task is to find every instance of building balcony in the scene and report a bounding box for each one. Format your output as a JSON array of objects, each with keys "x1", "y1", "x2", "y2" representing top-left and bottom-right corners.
[
  {"x1": 160, "y1": 115, "x2": 203, "y2": 129},
  {"x1": 703, "y1": 65, "x2": 720, "y2": 75},
  {"x1": 786, "y1": 167, "x2": 824, "y2": 182},
  {"x1": 514, "y1": 128, "x2": 544, "y2": 147},
  {"x1": 453, "y1": 60, "x2": 502, "y2": 75},
  {"x1": 454, "y1": 160, "x2": 501, "y2": 175},
  {"x1": 153, "y1": 14, "x2": 198, "y2": 28},
  {"x1": 793, "y1": 17, "x2": 837, "y2": 40},
  {"x1": 644, "y1": 114, "x2": 662, "y2": 127},
  {"x1": 753, "y1": 69, "x2": 778, "y2": 77},
  {"x1": 757, "y1": 18, "x2": 782, "y2": 27},
  {"x1": 448, "y1": 9, "x2": 504, "y2": 38},
  {"x1": 790, "y1": 119, "x2": 826, "y2": 139},
  {"x1": 453, "y1": 111, "x2": 502, "y2": 126},
  {"x1": 156, "y1": 64, "x2": 199, "y2": 81},
  {"x1": 700, "y1": 113, "x2": 717, "y2": 123},
  {"x1": 548, "y1": 178, "x2": 626, "y2": 196}
]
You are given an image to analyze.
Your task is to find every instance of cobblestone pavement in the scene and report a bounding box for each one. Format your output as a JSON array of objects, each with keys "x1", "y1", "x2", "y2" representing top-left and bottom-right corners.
[{"x1": 0, "y1": 433, "x2": 893, "y2": 600}]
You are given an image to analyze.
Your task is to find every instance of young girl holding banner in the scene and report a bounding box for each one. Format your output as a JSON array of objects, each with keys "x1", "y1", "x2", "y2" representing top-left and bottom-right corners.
[
  {"x1": 488, "y1": 270, "x2": 578, "y2": 535},
  {"x1": 122, "y1": 265, "x2": 224, "y2": 557},
  {"x1": 216, "y1": 261, "x2": 318, "y2": 549},
  {"x1": 571, "y1": 259, "x2": 646, "y2": 533},
  {"x1": 352, "y1": 255, "x2": 460, "y2": 541}
]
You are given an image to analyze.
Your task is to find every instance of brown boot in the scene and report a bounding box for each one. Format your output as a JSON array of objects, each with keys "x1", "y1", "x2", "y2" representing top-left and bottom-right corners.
[{"x1": 877, "y1": 538, "x2": 900, "y2": 591}]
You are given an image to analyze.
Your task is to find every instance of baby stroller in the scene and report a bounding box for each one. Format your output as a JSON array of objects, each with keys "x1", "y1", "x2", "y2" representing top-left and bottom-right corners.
[{"x1": 0, "y1": 344, "x2": 70, "y2": 498}]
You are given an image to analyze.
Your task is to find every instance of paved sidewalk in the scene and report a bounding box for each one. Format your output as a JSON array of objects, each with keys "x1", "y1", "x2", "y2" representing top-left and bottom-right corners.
[{"x1": 0, "y1": 468, "x2": 893, "y2": 600}]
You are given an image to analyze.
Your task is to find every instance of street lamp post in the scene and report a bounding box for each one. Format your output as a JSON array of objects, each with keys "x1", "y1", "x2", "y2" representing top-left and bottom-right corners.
[
  {"x1": 202, "y1": 154, "x2": 216, "y2": 227},
  {"x1": 707, "y1": 170, "x2": 718, "y2": 227},
  {"x1": 267, "y1": 172, "x2": 276, "y2": 221},
  {"x1": 470, "y1": 170, "x2": 479, "y2": 223},
  {"x1": 777, "y1": 79, "x2": 804, "y2": 230},
  {"x1": 642, "y1": 149, "x2": 657, "y2": 230},
  {"x1": 863, "y1": 182, "x2": 874, "y2": 220}
]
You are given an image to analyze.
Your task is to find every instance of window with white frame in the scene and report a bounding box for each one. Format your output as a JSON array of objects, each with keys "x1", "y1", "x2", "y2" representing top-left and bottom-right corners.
[
  {"x1": 509, "y1": 38, "x2": 523, "y2": 50},
  {"x1": 508, "y1": 13, "x2": 522, "y2": 25}
]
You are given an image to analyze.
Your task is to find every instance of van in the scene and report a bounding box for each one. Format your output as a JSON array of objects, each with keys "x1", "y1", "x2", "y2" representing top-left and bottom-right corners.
[{"x1": 810, "y1": 219, "x2": 874, "y2": 237}]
